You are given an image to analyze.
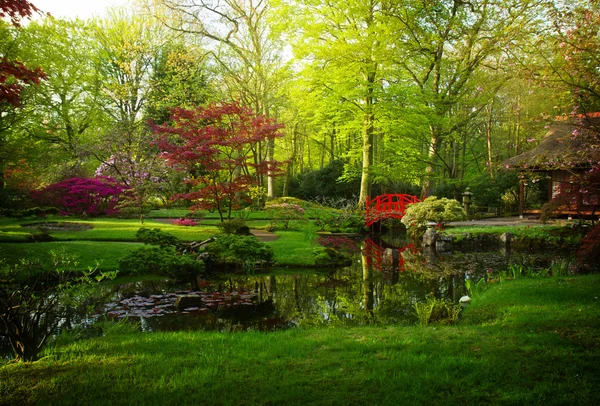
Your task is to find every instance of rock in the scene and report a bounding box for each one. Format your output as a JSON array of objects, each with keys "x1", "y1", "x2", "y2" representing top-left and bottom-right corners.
[
  {"x1": 436, "y1": 235, "x2": 453, "y2": 252},
  {"x1": 500, "y1": 232, "x2": 513, "y2": 246},
  {"x1": 175, "y1": 294, "x2": 203, "y2": 309},
  {"x1": 459, "y1": 295, "x2": 471, "y2": 306},
  {"x1": 422, "y1": 229, "x2": 438, "y2": 247}
]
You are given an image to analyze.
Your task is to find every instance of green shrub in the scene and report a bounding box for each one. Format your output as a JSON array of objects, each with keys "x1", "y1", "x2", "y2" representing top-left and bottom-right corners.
[
  {"x1": 118, "y1": 245, "x2": 202, "y2": 278},
  {"x1": 215, "y1": 218, "x2": 247, "y2": 234},
  {"x1": 315, "y1": 210, "x2": 365, "y2": 233},
  {"x1": 266, "y1": 203, "x2": 307, "y2": 230},
  {"x1": 118, "y1": 228, "x2": 202, "y2": 278},
  {"x1": 136, "y1": 227, "x2": 180, "y2": 247},
  {"x1": 204, "y1": 234, "x2": 274, "y2": 267},
  {"x1": 401, "y1": 196, "x2": 466, "y2": 230}
]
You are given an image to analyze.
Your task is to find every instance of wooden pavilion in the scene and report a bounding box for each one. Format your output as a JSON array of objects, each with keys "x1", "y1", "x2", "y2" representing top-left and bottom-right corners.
[{"x1": 501, "y1": 113, "x2": 600, "y2": 217}]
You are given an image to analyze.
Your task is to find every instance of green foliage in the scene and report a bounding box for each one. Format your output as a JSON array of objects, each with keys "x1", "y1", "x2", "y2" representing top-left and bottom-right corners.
[
  {"x1": 118, "y1": 228, "x2": 202, "y2": 278},
  {"x1": 468, "y1": 171, "x2": 520, "y2": 211},
  {"x1": 136, "y1": 227, "x2": 180, "y2": 247},
  {"x1": 118, "y1": 245, "x2": 202, "y2": 278},
  {"x1": 290, "y1": 160, "x2": 360, "y2": 200},
  {"x1": 215, "y1": 218, "x2": 247, "y2": 234},
  {"x1": 401, "y1": 196, "x2": 466, "y2": 229},
  {"x1": 0, "y1": 251, "x2": 115, "y2": 362},
  {"x1": 312, "y1": 246, "x2": 352, "y2": 267},
  {"x1": 413, "y1": 297, "x2": 463, "y2": 326},
  {"x1": 314, "y1": 210, "x2": 365, "y2": 233},
  {"x1": 204, "y1": 234, "x2": 274, "y2": 268},
  {"x1": 465, "y1": 278, "x2": 488, "y2": 298}
]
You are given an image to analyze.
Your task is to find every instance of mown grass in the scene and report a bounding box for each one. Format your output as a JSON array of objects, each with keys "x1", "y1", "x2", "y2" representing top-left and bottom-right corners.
[
  {"x1": 445, "y1": 224, "x2": 562, "y2": 237},
  {"x1": 0, "y1": 216, "x2": 219, "y2": 241},
  {"x1": 0, "y1": 215, "x2": 320, "y2": 268},
  {"x1": 0, "y1": 241, "x2": 139, "y2": 271},
  {"x1": 1, "y1": 274, "x2": 598, "y2": 405}
]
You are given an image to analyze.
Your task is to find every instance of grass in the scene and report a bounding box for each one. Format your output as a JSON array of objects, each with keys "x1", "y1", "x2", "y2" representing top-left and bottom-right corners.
[
  {"x1": 1, "y1": 274, "x2": 598, "y2": 405},
  {"x1": 444, "y1": 224, "x2": 561, "y2": 236},
  {"x1": 0, "y1": 241, "x2": 139, "y2": 271},
  {"x1": 266, "y1": 226, "x2": 320, "y2": 267},
  {"x1": 0, "y1": 215, "x2": 322, "y2": 269}
]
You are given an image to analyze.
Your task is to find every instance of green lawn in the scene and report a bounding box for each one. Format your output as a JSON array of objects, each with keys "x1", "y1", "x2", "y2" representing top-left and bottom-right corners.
[
  {"x1": 0, "y1": 215, "x2": 321, "y2": 269},
  {"x1": 1, "y1": 274, "x2": 598, "y2": 405},
  {"x1": 0, "y1": 241, "x2": 139, "y2": 271}
]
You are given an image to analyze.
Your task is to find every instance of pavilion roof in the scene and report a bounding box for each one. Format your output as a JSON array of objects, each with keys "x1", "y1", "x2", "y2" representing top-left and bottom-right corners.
[{"x1": 501, "y1": 114, "x2": 600, "y2": 170}]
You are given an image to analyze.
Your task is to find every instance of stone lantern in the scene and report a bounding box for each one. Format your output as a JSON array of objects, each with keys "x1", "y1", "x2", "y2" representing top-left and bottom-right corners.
[{"x1": 462, "y1": 187, "x2": 473, "y2": 217}]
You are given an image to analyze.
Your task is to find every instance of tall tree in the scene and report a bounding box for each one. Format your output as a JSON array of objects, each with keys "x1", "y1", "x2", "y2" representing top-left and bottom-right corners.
[
  {"x1": 275, "y1": 0, "x2": 391, "y2": 207},
  {"x1": 18, "y1": 17, "x2": 105, "y2": 177},
  {"x1": 89, "y1": 7, "x2": 175, "y2": 203},
  {"x1": 147, "y1": 0, "x2": 287, "y2": 199},
  {"x1": 387, "y1": 0, "x2": 543, "y2": 197}
]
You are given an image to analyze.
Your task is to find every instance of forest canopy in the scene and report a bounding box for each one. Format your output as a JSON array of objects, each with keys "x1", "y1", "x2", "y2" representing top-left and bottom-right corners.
[{"x1": 0, "y1": 0, "x2": 598, "y2": 212}]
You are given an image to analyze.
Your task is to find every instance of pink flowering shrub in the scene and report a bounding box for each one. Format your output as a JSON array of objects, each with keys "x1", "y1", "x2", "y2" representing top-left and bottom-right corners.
[
  {"x1": 266, "y1": 203, "x2": 306, "y2": 230},
  {"x1": 30, "y1": 177, "x2": 128, "y2": 216},
  {"x1": 171, "y1": 218, "x2": 198, "y2": 227}
]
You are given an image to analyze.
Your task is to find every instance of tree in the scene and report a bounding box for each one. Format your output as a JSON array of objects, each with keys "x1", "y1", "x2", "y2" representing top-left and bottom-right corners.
[
  {"x1": 0, "y1": 0, "x2": 45, "y2": 106},
  {"x1": 550, "y1": 0, "x2": 600, "y2": 113},
  {"x1": 148, "y1": 0, "x2": 287, "y2": 199},
  {"x1": 387, "y1": 0, "x2": 544, "y2": 197},
  {"x1": 145, "y1": 40, "x2": 212, "y2": 125},
  {"x1": 153, "y1": 102, "x2": 284, "y2": 221},
  {"x1": 274, "y1": 0, "x2": 391, "y2": 208},
  {"x1": 17, "y1": 17, "x2": 106, "y2": 176}
]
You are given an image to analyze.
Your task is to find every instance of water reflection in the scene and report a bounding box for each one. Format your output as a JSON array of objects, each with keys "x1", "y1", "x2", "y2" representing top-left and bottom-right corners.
[
  {"x1": 84, "y1": 239, "x2": 572, "y2": 332},
  {"x1": 0, "y1": 240, "x2": 574, "y2": 362}
]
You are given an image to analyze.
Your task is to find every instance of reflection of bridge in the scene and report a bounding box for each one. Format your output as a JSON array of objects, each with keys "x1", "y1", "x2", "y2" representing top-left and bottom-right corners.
[
  {"x1": 365, "y1": 238, "x2": 418, "y2": 272},
  {"x1": 365, "y1": 194, "x2": 421, "y2": 226}
]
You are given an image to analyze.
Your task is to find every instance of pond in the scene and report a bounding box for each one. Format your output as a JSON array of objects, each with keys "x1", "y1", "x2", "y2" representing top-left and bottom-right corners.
[
  {"x1": 1, "y1": 238, "x2": 576, "y2": 359},
  {"x1": 72, "y1": 239, "x2": 577, "y2": 331}
]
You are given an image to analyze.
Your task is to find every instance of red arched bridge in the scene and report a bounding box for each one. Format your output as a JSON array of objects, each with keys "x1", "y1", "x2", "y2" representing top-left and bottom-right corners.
[{"x1": 365, "y1": 194, "x2": 421, "y2": 226}]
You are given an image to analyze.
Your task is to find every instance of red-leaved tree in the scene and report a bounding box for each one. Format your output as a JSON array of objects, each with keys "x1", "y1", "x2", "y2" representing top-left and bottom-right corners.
[
  {"x1": 153, "y1": 102, "x2": 284, "y2": 221},
  {"x1": 0, "y1": 0, "x2": 46, "y2": 106},
  {"x1": 31, "y1": 177, "x2": 128, "y2": 217}
]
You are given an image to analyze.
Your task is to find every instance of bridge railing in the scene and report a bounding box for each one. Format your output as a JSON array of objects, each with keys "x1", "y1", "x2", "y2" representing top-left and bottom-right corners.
[{"x1": 366, "y1": 194, "x2": 421, "y2": 226}]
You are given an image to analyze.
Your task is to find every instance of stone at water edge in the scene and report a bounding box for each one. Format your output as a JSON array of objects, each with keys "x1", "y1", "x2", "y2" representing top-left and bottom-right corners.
[{"x1": 175, "y1": 294, "x2": 203, "y2": 309}]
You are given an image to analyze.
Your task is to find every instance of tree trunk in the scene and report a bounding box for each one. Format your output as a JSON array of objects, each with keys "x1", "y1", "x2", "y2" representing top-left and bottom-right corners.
[
  {"x1": 420, "y1": 125, "x2": 441, "y2": 198},
  {"x1": 358, "y1": 64, "x2": 376, "y2": 208},
  {"x1": 486, "y1": 100, "x2": 495, "y2": 179}
]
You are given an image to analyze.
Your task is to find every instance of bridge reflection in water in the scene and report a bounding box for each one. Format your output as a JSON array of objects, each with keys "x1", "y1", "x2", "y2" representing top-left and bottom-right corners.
[{"x1": 364, "y1": 237, "x2": 419, "y2": 273}]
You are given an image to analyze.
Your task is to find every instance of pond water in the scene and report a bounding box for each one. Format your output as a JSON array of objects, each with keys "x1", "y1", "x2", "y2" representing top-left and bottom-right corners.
[
  {"x1": 1, "y1": 238, "x2": 576, "y2": 359},
  {"x1": 78, "y1": 239, "x2": 576, "y2": 332}
]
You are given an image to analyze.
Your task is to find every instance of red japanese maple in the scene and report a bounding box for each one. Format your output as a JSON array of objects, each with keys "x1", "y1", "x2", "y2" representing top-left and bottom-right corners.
[
  {"x1": 152, "y1": 102, "x2": 284, "y2": 221},
  {"x1": 0, "y1": 0, "x2": 46, "y2": 106}
]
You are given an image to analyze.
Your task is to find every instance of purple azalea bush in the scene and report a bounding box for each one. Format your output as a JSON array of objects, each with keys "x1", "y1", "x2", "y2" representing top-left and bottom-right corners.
[{"x1": 31, "y1": 177, "x2": 128, "y2": 216}]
